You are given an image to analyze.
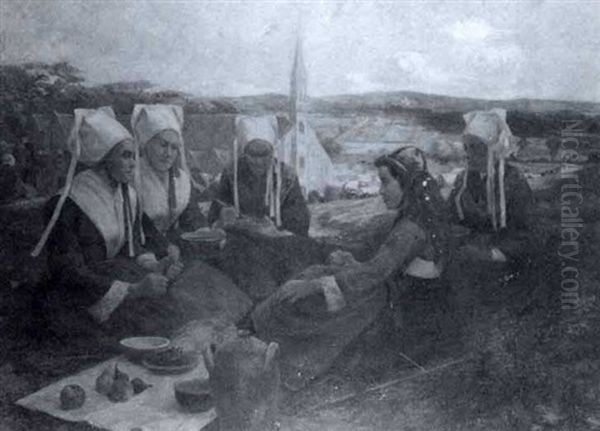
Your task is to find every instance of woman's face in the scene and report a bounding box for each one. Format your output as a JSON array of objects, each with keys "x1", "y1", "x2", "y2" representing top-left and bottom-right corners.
[
  {"x1": 146, "y1": 130, "x2": 180, "y2": 172},
  {"x1": 463, "y1": 135, "x2": 488, "y2": 172},
  {"x1": 243, "y1": 139, "x2": 273, "y2": 177},
  {"x1": 105, "y1": 139, "x2": 136, "y2": 184},
  {"x1": 378, "y1": 165, "x2": 404, "y2": 209}
]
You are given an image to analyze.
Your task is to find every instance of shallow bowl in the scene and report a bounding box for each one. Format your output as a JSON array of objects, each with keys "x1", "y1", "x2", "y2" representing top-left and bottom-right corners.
[
  {"x1": 119, "y1": 336, "x2": 170, "y2": 361},
  {"x1": 174, "y1": 378, "x2": 213, "y2": 412}
]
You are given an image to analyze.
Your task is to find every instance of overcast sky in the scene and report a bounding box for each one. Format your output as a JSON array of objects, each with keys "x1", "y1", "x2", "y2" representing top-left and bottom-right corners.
[{"x1": 1, "y1": 0, "x2": 599, "y2": 101}]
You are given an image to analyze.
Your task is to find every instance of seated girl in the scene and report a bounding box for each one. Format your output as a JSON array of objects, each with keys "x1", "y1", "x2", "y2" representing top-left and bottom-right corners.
[{"x1": 251, "y1": 146, "x2": 449, "y2": 389}]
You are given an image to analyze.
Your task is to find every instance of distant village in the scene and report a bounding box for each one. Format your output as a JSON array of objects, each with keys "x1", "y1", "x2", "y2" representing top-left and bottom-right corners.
[{"x1": 2, "y1": 39, "x2": 600, "y2": 207}]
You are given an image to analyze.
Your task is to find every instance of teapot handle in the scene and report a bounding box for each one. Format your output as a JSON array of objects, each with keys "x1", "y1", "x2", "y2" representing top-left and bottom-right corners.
[
  {"x1": 203, "y1": 343, "x2": 216, "y2": 374},
  {"x1": 263, "y1": 342, "x2": 279, "y2": 372}
]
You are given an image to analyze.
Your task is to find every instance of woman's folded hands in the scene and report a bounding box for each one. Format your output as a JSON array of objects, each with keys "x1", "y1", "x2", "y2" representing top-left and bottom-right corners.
[
  {"x1": 135, "y1": 245, "x2": 184, "y2": 287},
  {"x1": 327, "y1": 249, "x2": 358, "y2": 267}
]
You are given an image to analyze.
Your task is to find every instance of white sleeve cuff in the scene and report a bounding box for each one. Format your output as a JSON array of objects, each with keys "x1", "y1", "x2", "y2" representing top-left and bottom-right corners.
[
  {"x1": 136, "y1": 252, "x2": 159, "y2": 270},
  {"x1": 490, "y1": 247, "x2": 507, "y2": 262},
  {"x1": 320, "y1": 276, "x2": 346, "y2": 313},
  {"x1": 88, "y1": 281, "x2": 130, "y2": 323}
]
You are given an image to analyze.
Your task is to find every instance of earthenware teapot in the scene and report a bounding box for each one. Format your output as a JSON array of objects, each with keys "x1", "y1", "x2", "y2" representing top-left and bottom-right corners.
[{"x1": 203, "y1": 329, "x2": 280, "y2": 431}]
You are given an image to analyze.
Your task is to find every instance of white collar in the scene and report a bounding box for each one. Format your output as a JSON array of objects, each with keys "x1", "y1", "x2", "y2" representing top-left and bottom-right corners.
[
  {"x1": 69, "y1": 169, "x2": 137, "y2": 259},
  {"x1": 139, "y1": 158, "x2": 191, "y2": 233}
]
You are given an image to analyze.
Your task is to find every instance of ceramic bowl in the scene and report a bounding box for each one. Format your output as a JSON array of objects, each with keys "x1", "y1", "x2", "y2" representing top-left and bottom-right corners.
[
  {"x1": 119, "y1": 336, "x2": 170, "y2": 361},
  {"x1": 174, "y1": 378, "x2": 213, "y2": 412}
]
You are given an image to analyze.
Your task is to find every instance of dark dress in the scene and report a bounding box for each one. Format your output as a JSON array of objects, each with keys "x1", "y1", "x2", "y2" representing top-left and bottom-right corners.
[
  {"x1": 207, "y1": 159, "x2": 310, "y2": 236},
  {"x1": 446, "y1": 164, "x2": 538, "y2": 312},
  {"x1": 140, "y1": 170, "x2": 253, "y2": 324},
  {"x1": 141, "y1": 184, "x2": 208, "y2": 258},
  {"x1": 0, "y1": 165, "x2": 26, "y2": 203},
  {"x1": 252, "y1": 215, "x2": 439, "y2": 383},
  {"x1": 42, "y1": 196, "x2": 186, "y2": 340},
  {"x1": 207, "y1": 159, "x2": 322, "y2": 302},
  {"x1": 448, "y1": 164, "x2": 535, "y2": 261}
]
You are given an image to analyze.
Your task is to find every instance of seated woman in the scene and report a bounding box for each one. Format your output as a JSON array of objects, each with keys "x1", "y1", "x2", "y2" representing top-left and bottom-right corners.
[
  {"x1": 206, "y1": 116, "x2": 324, "y2": 302},
  {"x1": 251, "y1": 146, "x2": 448, "y2": 389},
  {"x1": 33, "y1": 107, "x2": 183, "y2": 340},
  {"x1": 131, "y1": 104, "x2": 252, "y2": 323},
  {"x1": 207, "y1": 116, "x2": 310, "y2": 236},
  {"x1": 446, "y1": 109, "x2": 537, "y2": 312}
]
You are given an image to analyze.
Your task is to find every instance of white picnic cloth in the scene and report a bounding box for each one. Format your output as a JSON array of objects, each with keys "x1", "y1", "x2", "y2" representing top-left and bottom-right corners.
[
  {"x1": 16, "y1": 355, "x2": 216, "y2": 431},
  {"x1": 14, "y1": 319, "x2": 242, "y2": 431}
]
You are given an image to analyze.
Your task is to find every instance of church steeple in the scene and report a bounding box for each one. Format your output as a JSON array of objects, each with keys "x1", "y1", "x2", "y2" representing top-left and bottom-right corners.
[
  {"x1": 290, "y1": 36, "x2": 307, "y2": 126},
  {"x1": 288, "y1": 35, "x2": 310, "y2": 196},
  {"x1": 284, "y1": 33, "x2": 332, "y2": 198}
]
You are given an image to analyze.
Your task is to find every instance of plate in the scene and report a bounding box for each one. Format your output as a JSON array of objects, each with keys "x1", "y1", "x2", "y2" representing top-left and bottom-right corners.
[
  {"x1": 141, "y1": 356, "x2": 199, "y2": 375},
  {"x1": 181, "y1": 228, "x2": 226, "y2": 243},
  {"x1": 231, "y1": 217, "x2": 273, "y2": 229}
]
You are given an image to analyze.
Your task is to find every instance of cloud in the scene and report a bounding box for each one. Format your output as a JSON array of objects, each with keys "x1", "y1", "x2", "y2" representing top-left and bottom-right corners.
[
  {"x1": 395, "y1": 51, "x2": 428, "y2": 75},
  {"x1": 345, "y1": 72, "x2": 386, "y2": 93},
  {"x1": 2, "y1": 1, "x2": 599, "y2": 101},
  {"x1": 392, "y1": 51, "x2": 454, "y2": 88},
  {"x1": 446, "y1": 18, "x2": 494, "y2": 42}
]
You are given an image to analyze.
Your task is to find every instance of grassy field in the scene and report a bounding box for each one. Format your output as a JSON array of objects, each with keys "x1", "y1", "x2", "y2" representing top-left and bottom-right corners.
[{"x1": 1, "y1": 175, "x2": 599, "y2": 430}]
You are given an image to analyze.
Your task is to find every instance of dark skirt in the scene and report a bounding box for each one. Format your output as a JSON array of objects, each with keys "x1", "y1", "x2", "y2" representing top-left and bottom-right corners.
[
  {"x1": 44, "y1": 259, "x2": 252, "y2": 342},
  {"x1": 43, "y1": 258, "x2": 178, "y2": 341},
  {"x1": 322, "y1": 273, "x2": 460, "y2": 384},
  {"x1": 217, "y1": 229, "x2": 329, "y2": 302}
]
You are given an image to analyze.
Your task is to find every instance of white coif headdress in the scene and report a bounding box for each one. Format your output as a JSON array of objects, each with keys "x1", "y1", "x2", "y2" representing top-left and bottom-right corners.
[
  {"x1": 461, "y1": 108, "x2": 518, "y2": 230},
  {"x1": 131, "y1": 104, "x2": 184, "y2": 146},
  {"x1": 131, "y1": 104, "x2": 187, "y2": 241},
  {"x1": 31, "y1": 107, "x2": 133, "y2": 257},
  {"x1": 131, "y1": 104, "x2": 186, "y2": 168},
  {"x1": 233, "y1": 116, "x2": 282, "y2": 226}
]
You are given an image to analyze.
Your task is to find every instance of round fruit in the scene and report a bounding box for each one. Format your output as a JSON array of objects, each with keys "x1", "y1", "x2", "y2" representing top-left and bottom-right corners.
[{"x1": 60, "y1": 384, "x2": 86, "y2": 410}]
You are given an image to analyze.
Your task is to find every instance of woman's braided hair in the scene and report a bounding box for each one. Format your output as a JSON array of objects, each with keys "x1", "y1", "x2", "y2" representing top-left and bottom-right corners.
[{"x1": 375, "y1": 146, "x2": 449, "y2": 262}]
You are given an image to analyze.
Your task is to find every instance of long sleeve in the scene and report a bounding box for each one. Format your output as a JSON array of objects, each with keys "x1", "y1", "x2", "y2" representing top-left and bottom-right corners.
[
  {"x1": 280, "y1": 173, "x2": 311, "y2": 237},
  {"x1": 454, "y1": 167, "x2": 537, "y2": 261},
  {"x1": 45, "y1": 198, "x2": 120, "y2": 308},
  {"x1": 174, "y1": 185, "x2": 208, "y2": 233},
  {"x1": 334, "y1": 218, "x2": 426, "y2": 300},
  {"x1": 141, "y1": 213, "x2": 170, "y2": 258},
  {"x1": 143, "y1": 191, "x2": 209, "y2": 257},
  {"x1": 208, "y1": 168, "x2": 234, "y2": 225},
  {"x1": 455, "y1": 171, "x2": 491, "y2": 230},
  {"x1": 492, "y1": 167, "x2": 537, "y2": 260},
  {"x1": 166, "y1": 184, "x2": 208, "y2": 246}
]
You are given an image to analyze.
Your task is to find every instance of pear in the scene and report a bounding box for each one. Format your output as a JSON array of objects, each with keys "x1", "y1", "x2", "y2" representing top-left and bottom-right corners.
[
  {"x1": 114, "y1": 365, "x2": 130, "y2": 381},
  {"x1": 108, "y1": 375, "x2": 133, "y2": 402},
  {"x1": 95, "y1": 367, "x2": 114, "y2": 395},
  {"x1": 107, "y1": 365, "x2": 133, "y2": 402}
]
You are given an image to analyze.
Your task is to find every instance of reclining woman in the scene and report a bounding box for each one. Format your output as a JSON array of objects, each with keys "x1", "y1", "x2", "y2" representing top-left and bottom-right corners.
[
  {"x1": 33, "y1": 107, "x2": 185, "y2": 340},
  {"x1": 251, "y1": 146, "x2": 449, "y2": 389},
  {"x1": 132, "y1": 104, "x2": 252, "y2": 324}
]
